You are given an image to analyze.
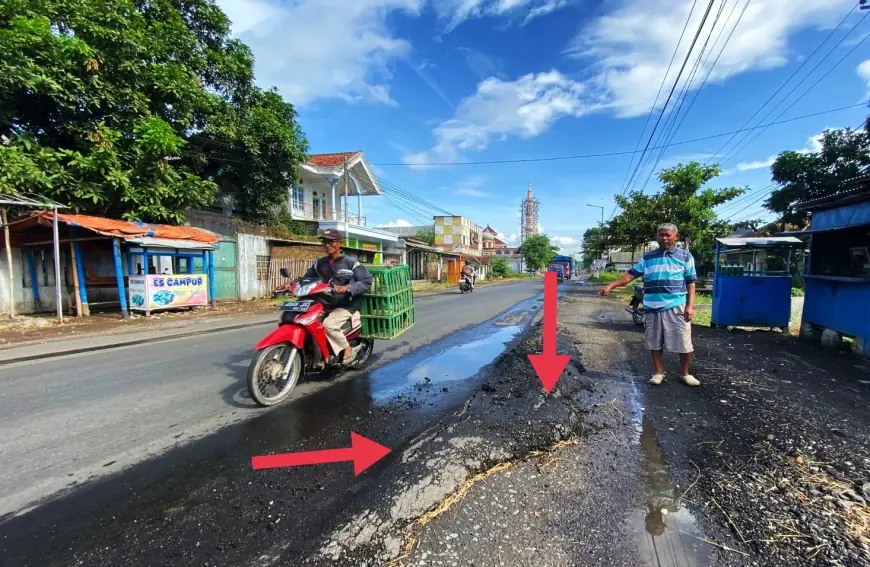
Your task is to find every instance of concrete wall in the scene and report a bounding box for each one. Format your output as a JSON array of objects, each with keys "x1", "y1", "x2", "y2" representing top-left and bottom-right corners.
[
  {"x1": 0, "y1": 244, "x2": 125, "y2": 315},
  {"x1": 237, "y1": 233, "x2": 270, "y2": 300}
]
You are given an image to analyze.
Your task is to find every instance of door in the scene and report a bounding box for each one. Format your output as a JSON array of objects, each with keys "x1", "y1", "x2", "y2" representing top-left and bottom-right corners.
[{"x1": 213, "y1": 240, "x2": 239, "y2": 300}]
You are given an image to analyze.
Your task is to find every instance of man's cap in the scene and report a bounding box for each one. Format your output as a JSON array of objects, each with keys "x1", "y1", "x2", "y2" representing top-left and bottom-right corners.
[{"x1": 320, "y1": 229, "x2": 343, "y2": 242}]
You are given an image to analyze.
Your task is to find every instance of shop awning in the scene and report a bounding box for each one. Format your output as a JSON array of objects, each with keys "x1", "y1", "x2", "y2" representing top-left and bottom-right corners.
[
  {"x1": 716, "y1": 237, "x2": 804, "y2": 248},
  {"x1": 126, "y1": 237, "x2": 218, "y2": 250},
  {"x1": 9, "y1": 212, "x2": 221, "y2": 243}
]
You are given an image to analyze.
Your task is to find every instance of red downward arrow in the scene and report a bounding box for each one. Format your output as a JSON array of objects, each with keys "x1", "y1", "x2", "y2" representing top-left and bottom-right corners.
[
  {"x1": 252, "y1": 432, "x2": 391, "y2": 476},
  {"x1": 528, "y1": 271, "x2": 571, "y2": 394}
]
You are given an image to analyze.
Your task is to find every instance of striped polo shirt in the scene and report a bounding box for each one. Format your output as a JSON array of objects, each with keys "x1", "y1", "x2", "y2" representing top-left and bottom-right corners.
[{"x1": 628, "y1": 247, "x2": 697, "y2": 312}]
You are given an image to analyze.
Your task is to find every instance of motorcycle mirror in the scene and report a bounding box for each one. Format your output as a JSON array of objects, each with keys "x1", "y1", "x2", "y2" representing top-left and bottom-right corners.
[{"x1": 279, "y1": 267, "x2": 290, "y2": 278}]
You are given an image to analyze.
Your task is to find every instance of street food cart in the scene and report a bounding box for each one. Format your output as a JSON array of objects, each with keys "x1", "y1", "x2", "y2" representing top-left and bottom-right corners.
[
  {"x1": 125, "y1": 237, "x2": 218, "y2": 316},
  {"x1": 711, "y1": 237, "x2": 804, "y2": 331}
]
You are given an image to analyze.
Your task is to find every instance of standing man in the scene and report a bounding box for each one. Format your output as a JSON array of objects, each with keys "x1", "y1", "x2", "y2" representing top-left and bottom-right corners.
[
  {"x1": 303, "y1": 229, "x2": 373, "y2": 365},
  {"x1": 598, "y1": 223, "x2": 700, "y2": 387}
]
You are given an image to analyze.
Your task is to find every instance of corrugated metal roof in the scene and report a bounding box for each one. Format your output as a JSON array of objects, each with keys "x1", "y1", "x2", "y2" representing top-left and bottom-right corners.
[
  {"x1": 127, "y1": 237, "x2": 217, "y2": 250},
  {"x1": 716, "y1": 237, "x2": 804, "y2": 247}
]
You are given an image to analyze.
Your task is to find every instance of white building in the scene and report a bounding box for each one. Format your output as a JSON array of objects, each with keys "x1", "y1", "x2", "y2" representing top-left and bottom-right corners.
[{"x1": 289, "y1": 151, "x2": 398, "y2": 262}]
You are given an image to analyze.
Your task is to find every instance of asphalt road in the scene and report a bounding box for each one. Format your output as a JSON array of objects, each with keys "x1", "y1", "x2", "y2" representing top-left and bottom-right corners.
[{"x1": 0, "y1": 280, "x2": 541, "y2": 520}]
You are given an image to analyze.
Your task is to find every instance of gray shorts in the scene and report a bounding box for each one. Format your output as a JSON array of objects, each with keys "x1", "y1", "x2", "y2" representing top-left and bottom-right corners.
[{"x1": 644, "y1": 305, "x2": 693, "y2": 353}]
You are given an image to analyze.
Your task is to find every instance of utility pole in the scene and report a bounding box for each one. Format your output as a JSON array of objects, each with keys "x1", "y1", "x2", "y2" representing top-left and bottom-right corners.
[
  {"x1": 586, "y1": 203, "x2": 604, "y2": 225},
  {"x1": 343, "y1": 158, "x2": 349, "y2": 248}
]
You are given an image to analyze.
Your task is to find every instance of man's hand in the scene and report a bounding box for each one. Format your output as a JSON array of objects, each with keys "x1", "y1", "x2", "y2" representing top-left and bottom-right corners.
[
  {"x1": 334, "y1": 285, "x2": 349, "y2": 294},
  {"x1": 598, "y1": 285, "x2": 612, "y2": 297},
  {"x1": 684, "y1": 305, "x2": 695, "y2": 322}
]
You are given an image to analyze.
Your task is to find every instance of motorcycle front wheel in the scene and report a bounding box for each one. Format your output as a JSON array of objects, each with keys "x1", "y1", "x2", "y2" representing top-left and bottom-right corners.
[
  {"x1": 247, "y1": 343, "x2": 303, "y2": 407},
  {"x1": 632, "y1": 310, "x2": 644, "y2": 326}
]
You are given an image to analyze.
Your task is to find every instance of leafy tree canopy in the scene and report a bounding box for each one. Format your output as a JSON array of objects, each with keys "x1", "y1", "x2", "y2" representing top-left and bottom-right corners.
[
  {"x1": 765, "y1": 127, "x2": 870, "y2": 229},
  {"x1": 489, "y1": 256, "x2": 511, "y2": 278},
  {"x1": 605, "y1": 162, "x2": 744, "y2": 267},
  {"x1": 0, "y1": 0, "x2": 308, "y2": 223},
  {"x1": 518, "y1": 234, "x2": 558, "y2": 271}
]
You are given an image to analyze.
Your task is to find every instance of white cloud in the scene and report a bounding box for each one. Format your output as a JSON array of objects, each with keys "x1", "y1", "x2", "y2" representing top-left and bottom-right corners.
[
  {"x1": 858, "y1": 59, "x2": 870, "y2": 93},
  {"x1": 736, "y1": 156, "x2": 776, "y2": 171},
  {"x1": 564, "y1": 0, "x2": 857, "y2": 117},
  {"x1": 552, "y1": 236, "x2": 575, "y2": 245},
  {"x1": 432, "y1": 0, "x2": 573, "y2": 32},
  {"x1": 454, "y1": 175, "x2": 490, "y2": 197},
  {"x1": 404, "y1": 71, "x2": 600, "y2": 166},
  {"x1": 377, "y1": 219, "x2": 414, "y2": 227},
  {"x1": 215, "y1": 0, "x2": 423, "y2": 106}
]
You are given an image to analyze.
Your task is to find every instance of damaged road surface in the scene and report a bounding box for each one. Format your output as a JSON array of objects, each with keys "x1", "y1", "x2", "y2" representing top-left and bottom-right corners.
[{"x1": 0, "y1": 283, "x2": 572, "y2": 567}]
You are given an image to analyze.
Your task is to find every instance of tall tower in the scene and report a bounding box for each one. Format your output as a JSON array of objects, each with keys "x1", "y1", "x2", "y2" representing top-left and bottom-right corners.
[{"x1": 519, "y1": 181, "x2": 540, "y2": 244}]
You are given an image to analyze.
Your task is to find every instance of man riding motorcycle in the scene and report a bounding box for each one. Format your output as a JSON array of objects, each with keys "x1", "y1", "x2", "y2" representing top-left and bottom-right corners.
[
  {"x1": 462, "y1": 261, "x2": 476, "y2": 290},
  {"x1": 301, "y1": 229, "x2": 373, "y2": 365}
]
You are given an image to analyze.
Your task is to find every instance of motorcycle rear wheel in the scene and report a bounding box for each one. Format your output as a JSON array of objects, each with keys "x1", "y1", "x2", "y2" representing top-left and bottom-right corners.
[
  {"x1": 247, "y1": 343, "x2": 302, "y2": 407},
  {"x1": 632, "y1": 310, "x2": 644, "y2": 326}
]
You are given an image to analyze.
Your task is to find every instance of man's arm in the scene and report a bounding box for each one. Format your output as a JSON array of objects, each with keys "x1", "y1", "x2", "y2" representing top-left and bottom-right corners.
[
  {"x1": 599, "y1": 257, "x2": 644, "y2": 296},
  {"x1": 599, "y1": 271, "x2": 637, "y2": 294},
  {"x1": 302, "y1": 261, "x2": 319, "y2": 280},
  {"x1": 347, "y1": 261, "x2": 373, "y2": 296}
]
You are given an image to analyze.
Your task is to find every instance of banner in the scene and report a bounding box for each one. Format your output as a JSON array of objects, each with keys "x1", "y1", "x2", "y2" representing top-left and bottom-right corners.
[{"x1": 129, "y1": 274, "x2": 209, "y2": 311}]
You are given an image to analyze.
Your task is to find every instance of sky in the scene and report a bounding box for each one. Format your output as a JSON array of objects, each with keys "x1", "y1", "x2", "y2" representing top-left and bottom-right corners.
[{"x1": 215, "y1": 0, "x2": 870, "y2": 255}]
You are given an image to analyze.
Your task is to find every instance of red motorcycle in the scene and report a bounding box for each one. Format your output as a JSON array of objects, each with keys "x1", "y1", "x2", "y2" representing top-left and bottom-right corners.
[{"x1": 247, "y1": 268, "x2": 375, "y2": 407}]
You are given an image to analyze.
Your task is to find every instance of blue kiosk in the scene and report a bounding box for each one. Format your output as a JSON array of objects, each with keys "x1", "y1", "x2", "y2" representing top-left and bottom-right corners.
[{"x1": 711, "y1": 236, "x2": 804, "y2": 331}]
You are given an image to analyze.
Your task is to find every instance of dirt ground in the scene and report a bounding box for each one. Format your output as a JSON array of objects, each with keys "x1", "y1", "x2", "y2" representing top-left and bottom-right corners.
[
  {"x1": 318, "y1": 282, "x2": 870, "y2": 567},
  {"x1": 0, "y1": 299, "x2": 277, "y2": 348},
  {"x1": 588, "y1": 283, "x2": 870, "y2": 567}
]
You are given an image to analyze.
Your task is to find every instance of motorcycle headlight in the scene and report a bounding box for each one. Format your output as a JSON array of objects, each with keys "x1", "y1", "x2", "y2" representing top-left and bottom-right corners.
[{"x1": 294, "y1": 312, "x2": 319, "y2": 325}]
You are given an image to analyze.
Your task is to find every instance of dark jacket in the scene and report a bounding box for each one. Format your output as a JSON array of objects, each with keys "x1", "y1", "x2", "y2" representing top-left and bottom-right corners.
[{"x1": 303, "y1": 254, "x2": 373, "y2": 311}]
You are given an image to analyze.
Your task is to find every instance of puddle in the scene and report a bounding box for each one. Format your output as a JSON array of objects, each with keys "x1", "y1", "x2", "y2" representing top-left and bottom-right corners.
[
  {"x1": 368, "y1": 296, "x2": 540, "y2": 403},
  {"x1": 633, "y1": 414, "x2": 714, "y2": 567},
  {"x1": 404, "y1": 325, "x2": 522, "y2": 386}
]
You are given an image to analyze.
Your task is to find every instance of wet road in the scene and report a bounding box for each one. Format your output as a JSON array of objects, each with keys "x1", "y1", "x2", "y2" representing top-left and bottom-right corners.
[{"x1": 0, "y1": 280, "x2": 541, "y2": 521}]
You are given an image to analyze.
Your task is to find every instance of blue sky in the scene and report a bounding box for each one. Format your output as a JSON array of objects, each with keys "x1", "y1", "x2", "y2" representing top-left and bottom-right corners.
[{"x1": 216, "y1": 0, "x2": 870, "y2": 254}]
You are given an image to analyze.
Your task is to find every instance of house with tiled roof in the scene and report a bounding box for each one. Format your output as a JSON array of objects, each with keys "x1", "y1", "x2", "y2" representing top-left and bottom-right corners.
[{"x1": 290, "y1": 150, "x2": 398, "y2": 263}]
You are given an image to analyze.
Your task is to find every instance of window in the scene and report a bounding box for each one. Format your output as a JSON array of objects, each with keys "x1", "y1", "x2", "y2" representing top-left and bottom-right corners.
[
  {"x1": 291, "y1": 185, "x2": 304, "y2": 210},
  {"x1": 810, "y1": 225, "x2": 870, "y2": 279},
  {"x1": 256, "y1": 255, "x2": 270, "y2": 281}
]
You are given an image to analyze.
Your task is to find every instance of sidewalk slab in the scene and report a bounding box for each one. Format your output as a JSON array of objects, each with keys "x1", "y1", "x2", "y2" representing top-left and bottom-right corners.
[{"x1": 0, "y1": 313, "x2": 276, "y2": 365}]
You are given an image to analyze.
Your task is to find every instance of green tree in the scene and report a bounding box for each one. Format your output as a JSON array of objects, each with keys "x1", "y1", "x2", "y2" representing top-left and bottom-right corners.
[
  {"x1": 765, "y1": 127, "x2": 870, "y2": 230},
  {"x1": 489, "y1": 257, "x2": 511, "y2": 278},
  {"x1": 607, "y1": 162, "x2": 744, "y2": 268},
  {"x1": 519, "y1": 234, "x2": 558, "y2": 271},
  {"x1": 580, "y1": 226, "x2": 606, "y2": 267},
  {"x1": 0, "y1": 0, "x2": 308, "y2": 223},
  {"x1": 415, "y1": 229, "x2": 436, "y2": 246}
]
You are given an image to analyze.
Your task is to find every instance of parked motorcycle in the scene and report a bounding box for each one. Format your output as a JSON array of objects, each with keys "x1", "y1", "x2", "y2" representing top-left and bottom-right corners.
[
  {"x1": 247, "y1": 267, "x2": 374, "y2": 407},
  {"x1": 459, "y1": 275, "x2": 473, "y2": 294},
  {"x1": 626, "y1": 284, "x2": 645, "y2": 326}
]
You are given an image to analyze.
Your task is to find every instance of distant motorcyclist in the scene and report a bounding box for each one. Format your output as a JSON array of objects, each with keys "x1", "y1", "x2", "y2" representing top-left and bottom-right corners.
[
  {"x1": 302, "y1": 229, "x2": 373, "y2": 365},
  {"x1": 462, "y1": 261, "x2": 476, "y2": 290}
]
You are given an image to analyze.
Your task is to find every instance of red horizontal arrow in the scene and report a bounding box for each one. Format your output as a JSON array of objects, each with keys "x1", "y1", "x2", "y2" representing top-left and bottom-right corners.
[
  {"x1": 528, "y1": 271, "x2": 571, "y2": 394},
  {"x1": 251, "y1": 432, "x2": 391, "y2": 476}
]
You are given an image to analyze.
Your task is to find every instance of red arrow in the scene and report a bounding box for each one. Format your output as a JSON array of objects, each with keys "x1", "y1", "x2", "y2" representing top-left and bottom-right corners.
[
  {"x1": 251, "y1": 432, "x2": 391, "y2": 476},
  {"x1": 528, "y1": 271, "x2": 571, "y2": 394}
]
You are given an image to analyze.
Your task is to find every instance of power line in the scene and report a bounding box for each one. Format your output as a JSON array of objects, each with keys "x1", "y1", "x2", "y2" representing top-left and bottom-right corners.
[
  {"x1": 706, "y1": 3, "x2": 862, "y2": 165},
  {"x1": 616, "y1": 0, "x2": 702, "y2": 197},
  {"x1": 619, "y1": 0, "x2": 718, "y2": 209},
  {"x1": 372, "y1": 102, "x2": 864, "y2": 167},
  {"x1": 720, "y1": 20, "x2": 870, "y2": 167},
  {"x1": 640, "y1": 0, "x2": 751, "y2": 190},
  {"x1": 638, "y1": 0, "x2": 737, "y2": 192},
  {"x1": 375, "y1": 176, "x2": 455, "y2": 216}
]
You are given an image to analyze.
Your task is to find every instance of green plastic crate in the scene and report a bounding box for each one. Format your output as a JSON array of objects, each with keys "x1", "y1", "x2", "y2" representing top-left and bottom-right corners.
[
  {"x1": 364, "y1": 264, "x2": 412, "y2": 297},
  {"x1": 361, "y1": 305, "x2": 415, "y2": 340},
  {"x1": 359, "y1": 289, "x2": 415, "y2": 318}
]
